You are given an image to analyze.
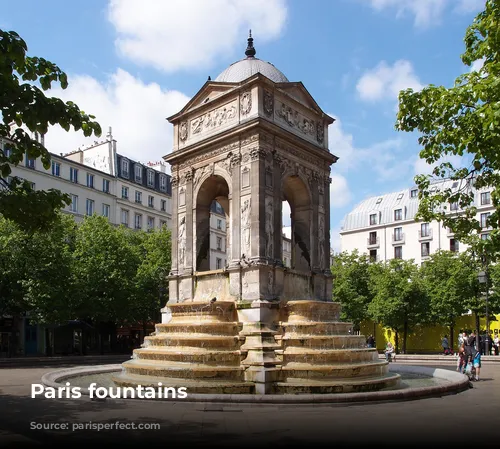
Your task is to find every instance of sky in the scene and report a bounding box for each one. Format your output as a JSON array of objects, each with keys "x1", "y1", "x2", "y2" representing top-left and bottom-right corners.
[{"x1": 1, "y1": 0, "x2": 487, "y2": 251}]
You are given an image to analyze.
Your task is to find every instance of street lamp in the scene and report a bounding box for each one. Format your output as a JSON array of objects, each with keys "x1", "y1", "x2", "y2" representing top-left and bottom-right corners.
[{"x1": 478, "y1": 269, "x2": 489, "y2": 355}]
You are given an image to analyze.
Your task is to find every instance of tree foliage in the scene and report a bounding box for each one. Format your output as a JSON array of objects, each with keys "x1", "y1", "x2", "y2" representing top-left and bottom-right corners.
[
  {"x1": 396, "y1": 0, "x2": 500, "y2": 255},
  {"x1": 0, "y1": 29, "x2": 101, "y2": 231},
  {"x1": 331, "y1": 250, "x2": 373, "y2": 327}
]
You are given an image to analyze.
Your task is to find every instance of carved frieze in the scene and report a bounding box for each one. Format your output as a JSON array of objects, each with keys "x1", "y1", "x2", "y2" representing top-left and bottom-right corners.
[
  {"x1": 263, "y1": 90, "x2": 274, "y2": 117},
  {"x1": 215, "y1": 153, "x2": 232, "y2": 175},
  {"x1": 249, "y1": 147, "x2": 268, "y2": 161},
  {"x1": 240, "y1": 92, "x2": 252, "y2": 115},
  {"x1": 190, "y1": 101, "x2": 237, "y2": 136},
  {"x1": 178, "y1": 141, "x2": 240, "y2": 170},
  {"x1": 171, "y1": 176, "x2": 179, "y2": 187},
  {"x1": 230, "y1": 153, "x2": 242, "y2": 168},
  {"x1": 275, "y1": 101, "x2": 316, "y2": 140},
  {"x1": 179, "y1": 122, "x2": 188, "y2": 142}
]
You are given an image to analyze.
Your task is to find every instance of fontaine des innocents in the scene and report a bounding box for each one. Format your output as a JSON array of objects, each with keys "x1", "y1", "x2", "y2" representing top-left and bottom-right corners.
[{"x1": 113, "y1": 34, "x2": 400, "y2": 395}]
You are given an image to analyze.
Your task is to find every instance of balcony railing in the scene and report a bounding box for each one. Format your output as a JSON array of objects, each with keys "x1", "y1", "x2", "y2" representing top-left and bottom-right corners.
[
  {"x1": 418, "y1": 229, "x2": 433, "y2": 240},
  {"x1": 367, "y1": 236, "x2": 380, "y2": 247}
]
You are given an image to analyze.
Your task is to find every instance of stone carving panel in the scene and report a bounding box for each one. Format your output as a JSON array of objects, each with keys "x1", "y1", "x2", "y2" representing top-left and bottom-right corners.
[
  {"x1": 241, "y1": 166, "x2": 250, "y2": 188},
  {"x1": 263, "y1": 90, "x2": 274, "y2": 117},
  {"x1": 265, "y1": 196, "x2": 274, "y2": 258},
  {"x1": 178, "y1": 141, "x2": 239, "y2": 170},
  {"x1": 318, "y1": 215, "x2": 325, "y2": 268},
  {"x1": 240, "y1": 92, "x2": 252, "y2": 115},
  {"x1": 178, "y1": 215, "x2": 187, "y2": 267},
  {"x1": 316, "y1": 122, "x2": 324, "y2": 144},
  {"x1": 275, "y1": 101, "x2": 316, "y2": 140},
  {"x1": 179, "y1": 121, "x2": 188, "y2": 142},
  {"x1": 241, "y1": 199, "x2": 251, "y2": 257},
  {"x1": 190, "y1": 101, "x2": 237, "y2": 137}
]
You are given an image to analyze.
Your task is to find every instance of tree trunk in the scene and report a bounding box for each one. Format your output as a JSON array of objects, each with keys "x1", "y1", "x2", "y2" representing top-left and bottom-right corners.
[
  {"x1": 449, "y1": 324, "x2": 454, "y2": 354},
  {"x1": 403, "y1": 321, "x2": 408, "y2": 354},
  {"x1": 395, "y1": 331, "x2": 399, "y2": 354}
]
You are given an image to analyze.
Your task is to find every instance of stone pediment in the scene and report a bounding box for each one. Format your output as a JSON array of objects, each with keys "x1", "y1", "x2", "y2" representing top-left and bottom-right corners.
[
  {"x1": 173, "y1": 82, "x2": 239, "y2": 118},
  {"x1": 276, "y1": 82, "x2": 332, "y2": 121}
]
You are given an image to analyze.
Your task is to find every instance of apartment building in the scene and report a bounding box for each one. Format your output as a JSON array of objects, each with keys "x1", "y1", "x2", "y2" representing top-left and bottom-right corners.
[{"x1": 340, "y1": 179, "x2": 494, "y2": 264}]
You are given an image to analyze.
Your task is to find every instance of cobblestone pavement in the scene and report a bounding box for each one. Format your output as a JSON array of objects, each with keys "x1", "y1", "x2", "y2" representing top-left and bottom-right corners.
[{"x1": 0, "y1": 361, "x2": 499, "y2": 448}]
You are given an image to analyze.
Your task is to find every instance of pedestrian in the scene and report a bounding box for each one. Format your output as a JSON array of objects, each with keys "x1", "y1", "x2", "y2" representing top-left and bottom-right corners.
[
  {"x1": 366, "y1": 335, "x2": 375, "y2": 348},
  {"x1": 441, "y1": 335, "x2": 450, "y2": 355}
]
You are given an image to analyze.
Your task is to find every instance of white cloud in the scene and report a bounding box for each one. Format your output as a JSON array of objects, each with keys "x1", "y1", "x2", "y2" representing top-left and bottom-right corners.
[
  {"x1": 413, "y1": 154, "x2": 465, "y2": 177},
  {"x1": 368, "y1": 0, "x2": 448, "y2": 27},
  {"x1": 366, "y1": 0, "x2": 483, "y2": 28},
  {"x1": 107, "y1": 0, "x2": 288, "y2": 73},
  {"x1": 356, "y1": 60, "x2": 422, "y2": 103},
  {"x1": 43, "y1": 69, "x2": 190, "y2": 170},
  {"x1": 470, "y1": 57, "x2": 485, "y2": 72},
  {"x1": 330, "y1": 226, "x2": 342, "y2": 254},
  {"x1": 330, "y1": 174, "x2": 352, "y2": 209},
  {"x1": 282, "y1": 200, "x2": 291, "y2": 227}
]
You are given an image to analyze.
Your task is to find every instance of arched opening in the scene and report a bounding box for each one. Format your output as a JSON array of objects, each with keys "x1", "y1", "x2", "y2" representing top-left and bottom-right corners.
[
  {"x1": 282, "y1": 175, "x2": 311, "y2": 272},
  {"x1": 282, "y1": 200, "x2": 292, "y2": 268},
  {"x1": 195, "y1": 175, "x2": 230, "y2": 272}
]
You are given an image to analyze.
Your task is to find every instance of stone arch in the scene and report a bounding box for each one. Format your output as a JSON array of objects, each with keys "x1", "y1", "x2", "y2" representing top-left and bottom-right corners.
[
  {"x1": 194, "y1": 174, "x2": 230, "y2": 272},
  {"x1": 281, "y1": 173, "x2": 312, "y2": 272}
]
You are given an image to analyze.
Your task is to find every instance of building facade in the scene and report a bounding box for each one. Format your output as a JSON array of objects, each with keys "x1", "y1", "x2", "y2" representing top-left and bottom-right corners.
[{"x1": 340, "y1": 180, "x2": 494, "y2": 264}]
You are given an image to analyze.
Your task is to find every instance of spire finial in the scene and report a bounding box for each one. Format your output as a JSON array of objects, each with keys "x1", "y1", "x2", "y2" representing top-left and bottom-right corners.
[{"x1": 245, "y1": 29, "x2": 256, "y2": 58}]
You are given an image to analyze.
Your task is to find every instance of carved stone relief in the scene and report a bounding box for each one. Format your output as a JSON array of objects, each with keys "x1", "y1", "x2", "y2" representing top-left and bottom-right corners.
[
  {"x1": 178, "y1": 141, "x2": 239, "y2": 170},
  {"x1": 263, "y1": 90, "x2": 274, "y2": 117},
  {"x1": 240, "y1": 92, "x2": 252, "y2": 115},
  {"x1": 275, "y1": 101, "x2": 316, "y2": 139},
  {"x1": 178, "y1": 215, "x2": 187, "y2": 267},
  {"x1": 193, "y1": 165, "x2": 210, "y2": 190},
  {"x1": 316, "y1": 122, "x2": 324, "y2": 144},
  {"x1": 190, "y1": 101, "x2": 237, "y2": 136},
  {"x1": 241, "y1": 199, "x2": 251, "y2": 257},
  {"x1": 318, "y1": 215, "x2": 325, "y2": 268},
  {"x1": 267, "y1": 270, "x2": 274, "y2": 295},
  {"x1": 265, "y1": 166, "x2": 273, "y2": 187},
  {"x1": 179, "y1": 121, "x2": 188, "y2": 142},
  {"x1": 265, "y1": 196, "x2": 274, "y2": 258}
]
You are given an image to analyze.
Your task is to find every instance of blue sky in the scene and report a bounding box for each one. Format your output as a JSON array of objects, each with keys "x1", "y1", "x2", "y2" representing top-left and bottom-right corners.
[{"x1": 1, "y1": 0, "x2": 486, "y2": 250}]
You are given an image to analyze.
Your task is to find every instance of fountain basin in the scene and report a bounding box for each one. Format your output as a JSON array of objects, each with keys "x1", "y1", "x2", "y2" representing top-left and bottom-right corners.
[{"x1": 41, "y1": 363, "x2": 470, "y2": 403}]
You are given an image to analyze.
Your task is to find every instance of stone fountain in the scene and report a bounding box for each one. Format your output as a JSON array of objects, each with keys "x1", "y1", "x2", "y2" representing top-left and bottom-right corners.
[{"x1": 113, "y1": 34, "x2": 400, "y2": 395}]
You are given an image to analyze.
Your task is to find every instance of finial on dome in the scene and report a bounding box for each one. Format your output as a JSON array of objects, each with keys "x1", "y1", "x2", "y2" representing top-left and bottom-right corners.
[{"x1": 245, "y1": 29, "x2": 256, "y2": 58}]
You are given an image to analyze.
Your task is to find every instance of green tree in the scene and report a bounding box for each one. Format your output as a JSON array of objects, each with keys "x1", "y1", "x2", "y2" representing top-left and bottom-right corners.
[
  {"x1": 132, "y1": 225, "x2": 172, "y2": 327},
  {"x1": 420, "y1": 250, "x2": 478, "y2": 349},
  {"x1": 396, "y1": 0, "x2": 500, "y2": 254},
  {"x1": 0, "y1": 29, "x2": 101, "y2": 231},
  {"x1": 368, "y1": 259, "x2": 429, "y2": 354},
  {"x1": 331, "y1": 250, "x2": 374, "y2": 330}
]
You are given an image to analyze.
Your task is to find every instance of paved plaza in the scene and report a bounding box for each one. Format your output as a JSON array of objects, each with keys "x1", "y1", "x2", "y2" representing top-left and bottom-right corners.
[{"x1": 0, "y1": 358, "x2": 499, "y2": 448}]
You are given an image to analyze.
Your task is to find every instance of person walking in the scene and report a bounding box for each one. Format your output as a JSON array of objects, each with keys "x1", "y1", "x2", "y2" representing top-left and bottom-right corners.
[{"x1": 442, "y1": 335, "x2": 450, "y2": 355}]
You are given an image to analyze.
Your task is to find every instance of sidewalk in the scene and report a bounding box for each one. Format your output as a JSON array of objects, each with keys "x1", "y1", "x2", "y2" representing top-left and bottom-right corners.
[{"x1": 377, "y1": 353, "x2": 500, "y2": 362}]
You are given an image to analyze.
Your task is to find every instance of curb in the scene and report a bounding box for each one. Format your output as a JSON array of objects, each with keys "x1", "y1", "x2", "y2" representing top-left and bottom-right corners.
[{"x1": 41, "y1": 363, "x2": 470, "y2": 405}]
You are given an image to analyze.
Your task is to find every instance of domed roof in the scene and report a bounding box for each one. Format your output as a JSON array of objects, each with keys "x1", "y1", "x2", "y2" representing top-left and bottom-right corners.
[{"x1": 215, "y1": 32, "x2": 289, "y2": 84}]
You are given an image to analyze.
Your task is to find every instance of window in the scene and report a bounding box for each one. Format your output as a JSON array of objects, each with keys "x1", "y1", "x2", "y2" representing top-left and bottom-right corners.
[
  {"x1": 369, "y1": 249, "x2": 377, "y2": 263},
  {"x1": 25, "y1": 155, "x2": 35, "y2": 169},
  {"x1": 86, "y1": 173, "x2": 94, "y2": 188},
  {"x1": 394, "y1": 246, "x2": 402, "y2": 260},
  {"x1": 86, "y1": 199, "x2": 94, "y2": 216},
  {"x1": 481, "y1": 192, "x2": 491, "y2": 205},
  {"x1": 70, "y1": 194, "x2": 78, "y2": 213},
  {"x1": 421, "y1": 242, "x2": 430, "y2": 257},
  {"x1": 147, "y1": 216, "x2": 154, "y2": 230},
  {"x1": 102, "y1": 204, "x2": 110, "y2": 218},
  {"x1": 420, "y1": 223, "x2": 430, "y2": 237},
  {"x1": 216, "y1": 258, "x2": 222, "y2": 270},
  {"x1": 160, "y1": 175, "x2": 167, "y2": 192},
  {"x1": 369, "y1": 213, "x2": 377, "y2": 225},
  {"x1": 135, "y1": 191, "x2": 142, "y2": 204},
  {"x1": 3, "y1": 146, "x2": 12, "y2": 158},
  {"x1": 450, "y1": 239, "x2": 459, "y2": 252},
  {"x1": 29, "y1": 181, "x2": 36, "y2": 190},
  {"x1": 103, "y1": 179, "x2": 110, "y2": 193},
  {"x1": 51, "y1": 161, "x2": 61, "y2": 177},
  {"x1": 148, "y1": 195, "x2": 154, "y2": 208},
  {"x1": 481, "y1": 233, "x2": 490, "y2": 240},
  {"x1": 147, "y1": 170, "x2": 154, "y2": 187},
  {"x1": 376, "y1": 198, "x2": 382, "y2": 204},
  {"x1": 122, "y1": 186, "x2": 129, "y2": 199},
  {"x1": 134, "y1": 213, "x2": 142, "y2": 230},
  {"x1": 394, "y1": 209, "x2": 402, "y2": 221},
  {"x1": 480, "y1": 212, "x2": 490, "y2": 229},
  {"x1": 161, "y1": 199, "x2": 166, "y2": 212},
  {"x1": 217, "y1": 219, "x2": 222, "y2": 230},
  {"x1": 450, "y1": 202, "x2": 458, "y2": 211},
  {"x1": 160, "y1": 220, "x2": 167, "y2": 228},
  {"x1": 410, "y1": 189, "x2": 418, "y2": 198},
  {"x1": 135, "y1": 164, "x2": 142, "y2": 182},
  {"x1": 217, "y1": 236, "x2": 222, "y2": 251},
  {"x1": 70, "y1": 167, "x2": 78, "y2": 183},
  {"x1": 368, "y1": 231, "x2": 377, "y2": 245},
  {"x1": 121, "y1": 159, "x2": 129, "y2": 177},
  {"x1": 121, "y1": 209, "x2": 129, "y2": 226},
  {"x1": 396, "y1": 193, "x2": 404, "y2": 200},
  {"x1": 394, "y1": 227, "x2": 403, "y2": 242}
]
